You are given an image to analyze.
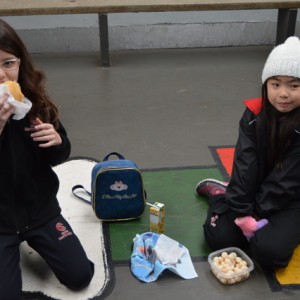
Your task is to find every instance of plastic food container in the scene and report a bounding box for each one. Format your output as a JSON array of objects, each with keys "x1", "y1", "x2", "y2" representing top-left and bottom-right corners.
[{"x1": 208, "y1": 247, "x2": 254, "y2": 285}]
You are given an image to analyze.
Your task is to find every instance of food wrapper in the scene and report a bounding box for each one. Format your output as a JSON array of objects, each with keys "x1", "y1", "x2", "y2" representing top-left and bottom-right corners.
[{"x1": 0, "y1": 84, "x2": 32, "y2": 120}]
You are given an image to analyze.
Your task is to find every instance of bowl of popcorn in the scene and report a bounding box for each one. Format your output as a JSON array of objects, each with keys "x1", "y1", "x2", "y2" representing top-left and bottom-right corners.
[{"x1": 208, "y1": 247, "x2": 254, "y2": 285}]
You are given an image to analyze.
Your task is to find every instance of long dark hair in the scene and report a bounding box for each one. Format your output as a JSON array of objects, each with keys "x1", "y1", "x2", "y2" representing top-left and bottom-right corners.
[
  {"x1": 258, "y1": 81, "x2": 300, "y2": 171},
  {"x1": 0, "y1": 19, "x2": 59, "y2": 128}
]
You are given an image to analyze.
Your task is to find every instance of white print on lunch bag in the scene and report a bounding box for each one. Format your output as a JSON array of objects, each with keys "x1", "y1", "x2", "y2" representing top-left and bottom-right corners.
[
  {"x1": 110, "y1": 181, "x2": 128, "y2": 191},
  {"x1": 101, "y1": 193, "x2": 137, "y2": 200}
]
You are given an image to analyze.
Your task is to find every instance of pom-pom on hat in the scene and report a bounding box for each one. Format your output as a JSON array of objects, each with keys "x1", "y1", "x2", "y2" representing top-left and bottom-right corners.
[{"x1": 262, "y1": 36, "x2": 300, "y2": 83}]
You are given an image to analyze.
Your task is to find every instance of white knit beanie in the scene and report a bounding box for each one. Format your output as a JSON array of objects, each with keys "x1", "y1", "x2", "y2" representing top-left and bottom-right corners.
[{"x1": 262, "y1": 36, "x2": 300, "y2": 83}]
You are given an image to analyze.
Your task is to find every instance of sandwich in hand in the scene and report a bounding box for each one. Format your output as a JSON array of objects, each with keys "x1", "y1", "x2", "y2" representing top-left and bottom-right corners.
[{"x1": 3, "y1": 81, "x2": 24, "y2": 102}]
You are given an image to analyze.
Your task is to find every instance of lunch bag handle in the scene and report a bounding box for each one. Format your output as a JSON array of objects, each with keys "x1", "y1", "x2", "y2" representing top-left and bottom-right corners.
[
  {"x1": 72, "y1": 185, "x2": 91, "y2": 204},
  {"x1": 103, "y1": 152, "x2": 125, "y2": 161}
]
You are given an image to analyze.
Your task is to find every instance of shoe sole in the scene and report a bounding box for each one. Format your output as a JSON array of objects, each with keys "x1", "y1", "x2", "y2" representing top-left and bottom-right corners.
[{"x1": 195, "y1": 178, "x2": 228, "y2": 190}]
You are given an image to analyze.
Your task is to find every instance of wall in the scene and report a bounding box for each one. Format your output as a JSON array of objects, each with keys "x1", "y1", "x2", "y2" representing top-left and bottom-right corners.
[{"x1": 1, "y1": 10, "x2": 299, "y2": 53}]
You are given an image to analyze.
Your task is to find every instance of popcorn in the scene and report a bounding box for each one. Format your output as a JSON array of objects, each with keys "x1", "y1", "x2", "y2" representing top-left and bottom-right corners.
[{"x1": 208, "y1": 247, "x2": 254, "y2": 285}]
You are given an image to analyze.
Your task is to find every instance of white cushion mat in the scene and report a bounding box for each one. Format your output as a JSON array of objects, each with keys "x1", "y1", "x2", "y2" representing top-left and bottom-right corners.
[{"x1": 21, "y1": 158, "x2": 112, "y2": 299}]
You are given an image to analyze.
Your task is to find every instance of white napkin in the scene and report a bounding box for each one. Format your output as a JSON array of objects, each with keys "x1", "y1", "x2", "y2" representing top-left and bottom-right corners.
[
  {"x1": 0, "y1": 84, "x2": 32, "y2": 120},
  {"x1": 153, "y1": 234, "x2": 185, "y2": 265}
]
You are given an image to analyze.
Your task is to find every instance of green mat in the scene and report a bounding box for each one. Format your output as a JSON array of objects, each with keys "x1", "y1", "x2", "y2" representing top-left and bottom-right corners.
[{"x1": 105, "y1": 166, "x2": 222, "y2": 262}]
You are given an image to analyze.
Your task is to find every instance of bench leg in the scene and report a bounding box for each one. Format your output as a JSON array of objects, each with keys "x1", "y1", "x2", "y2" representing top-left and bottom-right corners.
[
  {"x1": 276, "y1": 9, "x2": 297, "y2": 45},
  {"x1": 98, "y1": 13, "x2": 110, "y2": 67}
]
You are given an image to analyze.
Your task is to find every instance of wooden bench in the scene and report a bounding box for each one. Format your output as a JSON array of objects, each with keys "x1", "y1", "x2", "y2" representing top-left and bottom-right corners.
[{"x1": 0, "y1": 0, "x2": 300, "y2": 67}]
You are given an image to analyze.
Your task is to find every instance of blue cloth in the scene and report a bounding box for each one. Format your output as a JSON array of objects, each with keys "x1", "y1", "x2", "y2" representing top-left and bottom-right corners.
[{"x1": 131, "y1": 232, "x2": 198, "y2": 283}]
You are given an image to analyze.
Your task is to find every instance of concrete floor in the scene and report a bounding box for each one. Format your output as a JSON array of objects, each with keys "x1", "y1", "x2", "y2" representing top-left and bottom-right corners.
[{"x1": 32, "y1": 47, "x2": 300, "y2": 299}]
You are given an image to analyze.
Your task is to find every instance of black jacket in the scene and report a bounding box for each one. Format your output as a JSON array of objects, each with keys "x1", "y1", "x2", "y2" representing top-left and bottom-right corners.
[
  {"x1": 226, "y1": 98, "x2": 300, "y2": 218},
  {"x1": 0, "y1": 117, "x2": 71, "y2": 234}
]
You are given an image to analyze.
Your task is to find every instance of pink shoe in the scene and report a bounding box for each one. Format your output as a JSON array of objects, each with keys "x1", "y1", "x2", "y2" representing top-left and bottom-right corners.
[{"x1": 196, "y1": 179, "x2": 228, "y2": 199}]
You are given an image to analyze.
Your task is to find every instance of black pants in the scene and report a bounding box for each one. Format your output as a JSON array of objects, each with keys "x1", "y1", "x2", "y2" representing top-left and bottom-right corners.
[
  {"x1": 203, "y1": 195, "x2": 300, "y2": 269},
  {"x1": 0, "y1": 214, "x2": 94, "y2": 300}
]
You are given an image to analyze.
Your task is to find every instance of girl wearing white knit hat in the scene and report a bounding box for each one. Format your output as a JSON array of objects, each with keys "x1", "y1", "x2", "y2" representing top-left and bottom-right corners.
[{"x1": 197, "y1": 36, "x2": 300, "y2": 269}]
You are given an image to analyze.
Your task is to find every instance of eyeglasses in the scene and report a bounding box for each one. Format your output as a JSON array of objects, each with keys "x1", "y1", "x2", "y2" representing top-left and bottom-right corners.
[{"x1": 0, "y1": 58, "x2": 20, "y2": 71}]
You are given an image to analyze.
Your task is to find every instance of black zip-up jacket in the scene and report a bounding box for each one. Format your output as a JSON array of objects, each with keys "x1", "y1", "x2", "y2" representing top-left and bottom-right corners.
[
  {"x1": 0, "y1": 117, "x2": 71, "y2": 234},
  {"x1": 226, "y1": 98, "x2": 300, "y2": 218}
]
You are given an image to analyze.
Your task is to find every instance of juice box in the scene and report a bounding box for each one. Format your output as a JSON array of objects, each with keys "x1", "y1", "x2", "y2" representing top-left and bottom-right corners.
[{"x1": 149, "y1": 202, "x2": 165, "y2": 234}]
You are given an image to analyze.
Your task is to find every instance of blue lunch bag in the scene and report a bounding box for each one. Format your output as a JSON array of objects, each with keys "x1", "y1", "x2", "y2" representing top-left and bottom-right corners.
[{"x1": 73, "y1": 152, "x2": 146, "y2": 221}]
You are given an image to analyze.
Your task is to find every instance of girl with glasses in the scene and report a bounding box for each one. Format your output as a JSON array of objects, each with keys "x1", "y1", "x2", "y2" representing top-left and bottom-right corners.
[{"x1": 0, "y1": 19, "x2": 94, "y2": 299}]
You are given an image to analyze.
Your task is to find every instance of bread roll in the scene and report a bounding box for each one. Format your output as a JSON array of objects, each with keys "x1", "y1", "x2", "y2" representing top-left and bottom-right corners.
[{"x1": 4, "y1": 81, "x2": 24, "y2": 102}]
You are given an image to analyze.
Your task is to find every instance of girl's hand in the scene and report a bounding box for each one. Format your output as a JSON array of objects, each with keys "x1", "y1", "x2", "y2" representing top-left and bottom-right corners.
[
  {"x1": 31, "y1": 117, "x2": 62, "y2": 147},
  {"x1": 0, "y1": 93, "x2": 16, "y2": 135}
]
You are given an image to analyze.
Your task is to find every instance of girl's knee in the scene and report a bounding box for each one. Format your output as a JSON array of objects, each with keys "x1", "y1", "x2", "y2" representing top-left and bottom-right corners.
[
  {"x1": 204, "y1": 226, "x2": 234, "y2": 250},
  {"x1": 61, "y1": 260, "x2": 94, "y2": 291},
  {"x1": 251, "y1": 239, "x2": 291, "y2": 269},
  {"x1": 203, "y1": 218, "x2": 248, "y2": 250}
]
